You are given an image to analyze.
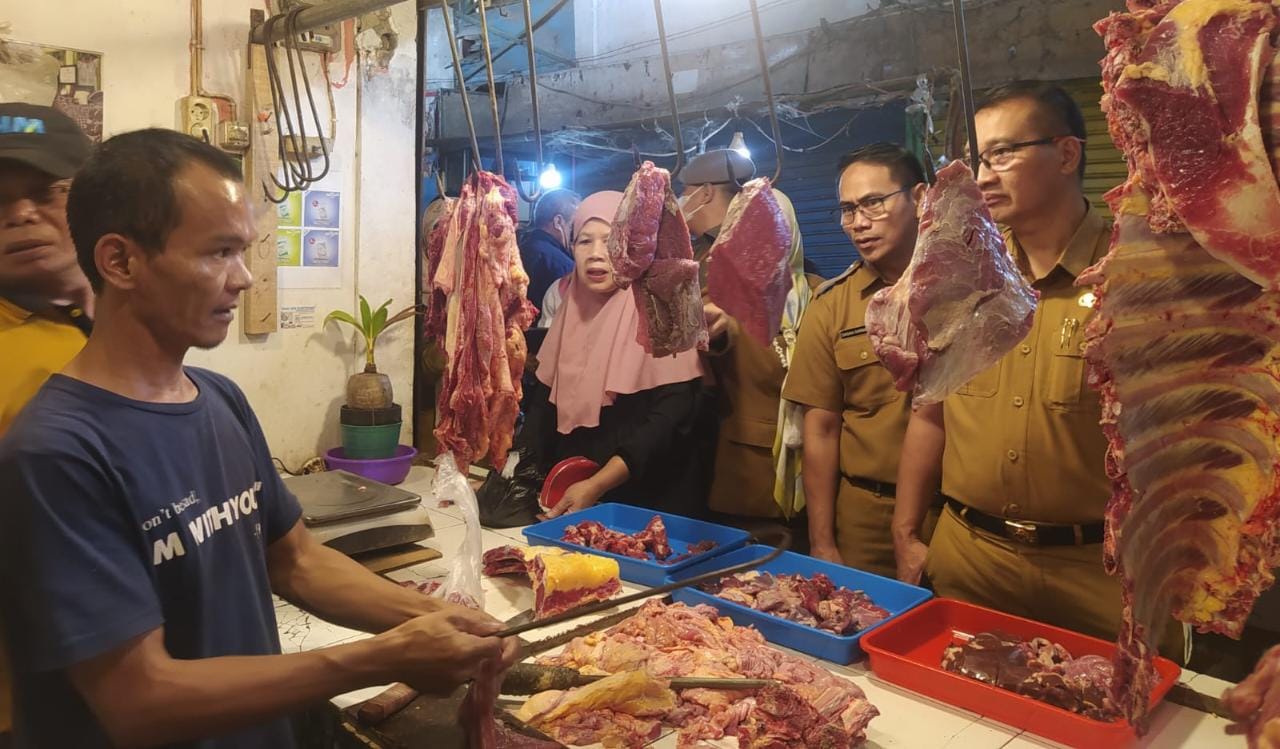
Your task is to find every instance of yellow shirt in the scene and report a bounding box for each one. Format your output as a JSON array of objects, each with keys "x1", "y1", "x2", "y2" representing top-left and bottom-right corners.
[
  {"x1": 0, "y1": 296, "x2": 87, "y2": 435},
  {"x1": 941, "y1": 208, "x2": 1112, "y2": 524},
  {"x1": 782, "y1": 262, "x2": 911, "y2": 485}
]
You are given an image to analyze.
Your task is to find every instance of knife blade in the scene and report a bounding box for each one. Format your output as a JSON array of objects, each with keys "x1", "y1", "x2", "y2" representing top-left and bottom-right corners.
[
  {"x1": 1165, "y1": 682, "x2": 1232, "y2": 719},
  {"x1": 501, "y1": 662, "x2": 774, "y2": 694}
]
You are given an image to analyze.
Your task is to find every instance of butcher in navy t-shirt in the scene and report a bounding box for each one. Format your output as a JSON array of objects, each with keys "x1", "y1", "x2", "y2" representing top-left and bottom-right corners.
[{"x1": 0, "y1": 367, "x2": 301, "y2": 748}]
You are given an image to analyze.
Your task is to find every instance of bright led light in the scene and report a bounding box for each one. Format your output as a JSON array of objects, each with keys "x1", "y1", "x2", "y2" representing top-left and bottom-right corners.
[
  {"x1": 538, "y1": 164, "x2": 562, "y2": 190},
  {"x1": 729, "y1": 131, "x2": 750, "y2": 159}
]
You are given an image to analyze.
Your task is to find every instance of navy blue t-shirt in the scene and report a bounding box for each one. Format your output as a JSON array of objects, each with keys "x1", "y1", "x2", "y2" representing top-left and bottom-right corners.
[
  {"x1": 0, "y1": 368, "x2": 302, "y2": 749},
  {"x1": 519, "y1": 228, "x2": 574, "y2": 309}
]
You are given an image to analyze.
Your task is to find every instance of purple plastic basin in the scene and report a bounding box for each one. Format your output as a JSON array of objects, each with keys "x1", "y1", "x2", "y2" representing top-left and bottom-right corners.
[{"x1": 324, "y1": 444, "x2": 417, "y2": 485}]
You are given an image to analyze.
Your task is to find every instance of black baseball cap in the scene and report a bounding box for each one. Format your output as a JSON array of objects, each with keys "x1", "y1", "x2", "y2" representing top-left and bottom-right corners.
[{"x1": 0, "y1": 103, "x2": 92, "y2": 179}]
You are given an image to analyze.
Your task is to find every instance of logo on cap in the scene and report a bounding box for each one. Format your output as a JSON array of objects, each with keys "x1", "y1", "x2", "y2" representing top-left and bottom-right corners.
[{"x1": 0, "y1": 116, "x2": 47, "y2": 135}]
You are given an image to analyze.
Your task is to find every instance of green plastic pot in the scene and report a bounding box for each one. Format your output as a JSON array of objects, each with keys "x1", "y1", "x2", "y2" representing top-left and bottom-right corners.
[{"x1": 340, "y1": 421, "x2": 402, "y2": 460}]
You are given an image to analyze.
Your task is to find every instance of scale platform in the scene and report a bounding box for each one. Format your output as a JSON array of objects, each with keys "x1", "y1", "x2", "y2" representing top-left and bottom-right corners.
[{"x1": 285, "y1": 469, "x2": 434, "y2": 556}]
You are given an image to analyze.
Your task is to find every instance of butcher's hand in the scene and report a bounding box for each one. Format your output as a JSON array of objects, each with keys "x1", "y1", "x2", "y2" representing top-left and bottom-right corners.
[
  {"x1": 384, "y1": 608, "x2": 515, "y2": 695},
  {"x1": 810, "y1": 543, "x2": 844, "y2": 566},
  {"x1": 704, "y1": 302, "x2": 730, "y2": 342},
  {"x1": 895, "y1": 537, "x2": 929, "y2": 586},
  {"x1": 543, "y1": 479, "x2": 602, "y2": 519}
]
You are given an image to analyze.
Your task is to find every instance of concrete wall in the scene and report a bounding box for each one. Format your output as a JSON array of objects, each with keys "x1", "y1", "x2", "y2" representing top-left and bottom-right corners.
[{"x1": 1, "y1": 1, "x2": 420, "y2": 467}]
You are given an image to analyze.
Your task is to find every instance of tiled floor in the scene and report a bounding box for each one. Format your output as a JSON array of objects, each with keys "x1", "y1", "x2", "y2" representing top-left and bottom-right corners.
[{"x1": 277, "y1": 467, "x2": 1244, "y2": 747}]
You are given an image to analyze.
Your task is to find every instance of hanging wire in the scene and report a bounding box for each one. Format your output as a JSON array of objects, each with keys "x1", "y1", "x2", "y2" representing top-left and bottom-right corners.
[
  {"x1": 515, "y1": 0, "x2": 547, "y2": 203},
  {"x1": 748, "y1": 0, "x2": 784, "y2": 183},
  {"x1": 477, "y1": 0, "x2": 505, "y2": 176},
  {"x1": 951, "y1": 0, "x2": 980, "y2": 175},
  {"x1": 652, "y1": 0, "x2": 685, "y2": 175},
  {"x1": 440, "y1": 0, "x2": 482, "y2": 170},
  {"x1": 260, "y1": 5, "x2": 332, "y2": 202}
]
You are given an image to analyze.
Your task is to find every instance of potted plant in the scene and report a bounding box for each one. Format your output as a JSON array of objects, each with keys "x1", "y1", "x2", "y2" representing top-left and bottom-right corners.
[{"x1": 325, "y1": 296, "x2": 416, "y2": 461}]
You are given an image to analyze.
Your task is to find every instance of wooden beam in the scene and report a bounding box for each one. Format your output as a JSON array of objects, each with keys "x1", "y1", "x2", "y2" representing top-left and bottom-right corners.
[{"x1": 242, "y1": 41, "x2": 281, "y2": 335}]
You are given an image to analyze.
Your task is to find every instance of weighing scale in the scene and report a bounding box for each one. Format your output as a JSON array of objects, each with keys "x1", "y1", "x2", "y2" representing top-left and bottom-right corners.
[{"x1": 285, "y1": 469, "x2": 434, "y2": 556}]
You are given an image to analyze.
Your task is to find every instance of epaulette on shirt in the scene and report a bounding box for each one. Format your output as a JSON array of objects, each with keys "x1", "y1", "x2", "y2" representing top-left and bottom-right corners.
[{"x1": 814, "y1": 261, "x2": 862, "y2": 299}]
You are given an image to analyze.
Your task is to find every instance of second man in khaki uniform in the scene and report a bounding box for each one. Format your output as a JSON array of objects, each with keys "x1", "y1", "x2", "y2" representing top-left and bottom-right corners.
[{"x1": 783, "y1": 144, "x2": 934, "y2": 577}]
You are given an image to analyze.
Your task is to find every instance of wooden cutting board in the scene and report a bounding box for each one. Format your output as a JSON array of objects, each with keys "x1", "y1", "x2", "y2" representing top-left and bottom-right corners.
[{"x1": 353, "y1": 543, "x2": 442, "y2": 574}]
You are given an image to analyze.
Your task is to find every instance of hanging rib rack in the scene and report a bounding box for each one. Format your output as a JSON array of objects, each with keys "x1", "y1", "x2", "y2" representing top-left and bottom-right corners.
[
  {"x1": 652, "y1": 0, "x2": 686, "y2": 176},
  {"x1": 747, "y1": 0, "x2": 784, "y2": 184}
]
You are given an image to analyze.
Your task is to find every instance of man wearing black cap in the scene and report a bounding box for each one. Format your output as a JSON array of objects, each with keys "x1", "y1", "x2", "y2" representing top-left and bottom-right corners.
[{"x1": 0, "y1": 103, "x2": 94, "y2": 436}]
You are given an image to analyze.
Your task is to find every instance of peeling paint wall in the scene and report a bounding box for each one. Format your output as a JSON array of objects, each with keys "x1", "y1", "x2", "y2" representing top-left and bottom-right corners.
[{"x1": 2, "y1": 0, "x2": 419, "y2": 467}]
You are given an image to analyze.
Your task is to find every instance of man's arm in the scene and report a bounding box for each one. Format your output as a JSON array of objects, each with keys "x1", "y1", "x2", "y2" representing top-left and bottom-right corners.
[
  {"x1": 69, "y1": 612, "x2": 512, "y2": 749},
  {"x1": 267, "y1": 519, "x2": 453, "y2": 633},
  {"x1": 801, "y1": 407, "x2": 844, "y2": 564},
  {"x1": 893, "y1": 402, "x2": 945, "y2": 584}
]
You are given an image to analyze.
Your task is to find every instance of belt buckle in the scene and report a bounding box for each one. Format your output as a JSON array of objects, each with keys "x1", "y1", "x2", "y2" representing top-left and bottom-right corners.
[{"x1": 1005, "y1": 519, "x2": 1039, "y2": 545}]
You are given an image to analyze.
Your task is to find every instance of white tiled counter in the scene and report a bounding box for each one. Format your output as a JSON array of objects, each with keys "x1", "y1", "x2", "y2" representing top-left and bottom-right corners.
[{"x1": 276, "y1": 466, "x2": 1244, "y2": 748}]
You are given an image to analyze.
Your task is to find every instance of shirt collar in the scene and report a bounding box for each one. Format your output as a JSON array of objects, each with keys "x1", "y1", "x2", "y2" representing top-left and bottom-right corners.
[
  {"x1": 0, "y1": 296, "x2": 34, "y2": 322},
  {"x1": 1005, "y1": 203, "x2": 1107, "y2": 283},
  {"x1": 852, "y1": 261, "x2": 883, "y2": 293}
]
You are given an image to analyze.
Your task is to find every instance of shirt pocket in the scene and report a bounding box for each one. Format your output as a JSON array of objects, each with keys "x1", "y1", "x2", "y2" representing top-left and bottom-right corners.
[
  {"x1": 722, "y1": 416, "x2": 777, "y2": 449},
  {"x1": 956, "y1": 362, "x2": 1000, "y2": 398},
  {"x1": 1046, "y1": 345, "x2": 1090, "y2": 412},
  {"x1": 835, "y1": 333, "x2": 896, "y2": 413}
]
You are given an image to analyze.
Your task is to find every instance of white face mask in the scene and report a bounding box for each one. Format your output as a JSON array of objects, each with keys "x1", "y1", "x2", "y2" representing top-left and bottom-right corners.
[{"x1": 678, "y1": 185, "x2": 709, "y2": 221}]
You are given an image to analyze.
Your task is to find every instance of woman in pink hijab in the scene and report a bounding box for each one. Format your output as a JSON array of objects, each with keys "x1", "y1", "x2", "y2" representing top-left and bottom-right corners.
[{"x1": 524, "y1": 190, "x2": 707, "y2": 517}]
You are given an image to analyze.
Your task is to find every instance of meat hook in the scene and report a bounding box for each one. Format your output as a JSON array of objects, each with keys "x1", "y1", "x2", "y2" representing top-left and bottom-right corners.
[
  {"x1": 477, "y1": 0, "x2": 506, "y2": 176},
  {"x1": 439, "y1": 0, "x2": 482, "y2": 172},
  {"x1": 653, "y1": 0, "x2": 686, "y2": 176},
  {"x1": 515, "y1": 0, "x2": 548, "y2": 204},
  {"x1": 951, "y1": 0, "x2": 981, "y2": 175},
  {"x1": 748, "y1": 0, "x2": 784, "y2": 184}
]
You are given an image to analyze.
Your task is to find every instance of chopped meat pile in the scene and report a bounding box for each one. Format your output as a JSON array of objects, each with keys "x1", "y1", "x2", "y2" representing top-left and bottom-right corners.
[
  {"x1": 942, "y1": 631, "x2": 1119, "y2": 722},
  {"x1": 560, "y1": 515, "x2": 717, "y2": 565},
  {"x1": 706, "y1": 177, "x2": 794, "y2": 347},
  {"x1": 701, "y1": 571, "x2": 889, "y2": 635},
  {"x1": 1222, "y1": 645, "x2": 1280, "y2": 749},
  {"x1": 427, "y1": 171, "x2": 539, "y2": 470},
  {"x1": 1091, "y1": 0, "x2": 1280, "y2": 727},
  {"x1": 515, "y1": 670, "x2": 676, "y2": 748},
  {"x1": 532, "y1": 601, "x2": 879, "y2": 748},
  {"x1": 865, "y1": 160, "x2": 1037, "y2": 405},
  {"x1": 609, "y1": 161, "x2": 709, "y2": 357}
]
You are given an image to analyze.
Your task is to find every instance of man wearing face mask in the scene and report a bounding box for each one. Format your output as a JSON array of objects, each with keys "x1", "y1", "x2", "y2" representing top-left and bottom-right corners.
[
  {"x1": 518, "y1": 188, "x2": 580, "y2": 311},
  {"x1": 679, "y1": 149, "x2": 817, "y2": 540}
]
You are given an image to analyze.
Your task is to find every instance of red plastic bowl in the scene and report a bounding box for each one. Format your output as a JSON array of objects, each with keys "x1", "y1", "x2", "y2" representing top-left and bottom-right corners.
[
  {"x1": 859, "y1": 598, "x2": 1180, "y2": 748},
  {"x1": 539, "y1": 457, "x2": 600, "y2": 511},
  {"x1": 324, "y1": 444, "x2": 417, "y2": 485}
]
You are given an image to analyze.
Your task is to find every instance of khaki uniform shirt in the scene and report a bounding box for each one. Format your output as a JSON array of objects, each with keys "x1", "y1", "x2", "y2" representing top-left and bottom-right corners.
[
  {"x1": 941, "y1": 207, "x2": 1112, "y2": 524},
  {"x1": 782, "y1": 262, "x2": 911, "y2": 485}
]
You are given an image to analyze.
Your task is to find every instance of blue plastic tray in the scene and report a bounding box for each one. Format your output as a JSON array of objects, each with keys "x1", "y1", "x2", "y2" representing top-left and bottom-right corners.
[
  {"x1": 522, "y1": 504, "x2": 750, "y2": 586},
  {"x1": 669, "y1": 544, "x2": 933, "y2": 663}
]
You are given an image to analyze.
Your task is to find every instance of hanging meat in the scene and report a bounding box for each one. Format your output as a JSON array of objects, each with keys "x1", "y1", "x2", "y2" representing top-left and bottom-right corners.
[
  {"x1": 1223, "y1": 645, "x2": 1280, "y2": 749},
  {"x1": 1098, "y1": 0, "x2": 1280, "y2": 289},
  {"x1": 1091, "y1": 0, "x2": 1280, "y2": 728},
  {"x1": 864, "y1": 160, "x2": 1037, "y2": 405},
  {"x1": 609, "y1": 161, "x2": 709, "y2": 357},
  {"x1": 705, "y1": 177, "x2": 794, "y2": 347},
  {"x1": 429, "y1": 171, "x2": 539, "y2": 470}
]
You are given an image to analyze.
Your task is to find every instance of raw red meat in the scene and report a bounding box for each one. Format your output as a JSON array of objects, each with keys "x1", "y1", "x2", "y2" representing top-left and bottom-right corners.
[
  {"x1": 1222, "y1": 645, "x2": 1280, "y2": 749},
  {"x1": 422, "y1": 196, "x2": 457, "y2": 344},
  {"x1": 560, "y1": 515, "x2": 672, "y2": 560},
  {"x1": 702, "y1": 571, "x2": 889, "y2": 635},
  {"x1": 941, "y1": 631, "x2": 1119, "y2": 721},
  {"x1": 609, "y1": 161, "x2": 708, "y2": 357},
  {"x1": 482, "y1": 546, "x2": 533, "y2": 577},
  {"x1": 535, "y1": 601, "x2": 879, "y2": 747},
  {"x1": 632, "y1": 515, "x2": 672, "y2": 560},
  {"x1": 431, "y1": 172, "x2": 539, "y2": 470},
  {"x1": 706, "y1": 177, "x2": 794, "y2": 347},
  {"x1": 1078, "y1": 185, "x2": 1280, "y2": 725},
  {"x1": 1097, "y1": 0, "x2": 1280, "y2": 289},
  {"x1": 865, "y1": 160, "x2": 1037, "y2": 405},
  {"x1": 667, "y1": 540, "x2": 719, "y2": 565}
]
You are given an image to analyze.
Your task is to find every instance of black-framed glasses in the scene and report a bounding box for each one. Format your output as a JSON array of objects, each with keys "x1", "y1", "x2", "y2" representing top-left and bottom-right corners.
[
  {"x1": 971, "y1": 135, "x2": 1084, "y2": 172},
  {"x1": 831, "y1": 187, "x2": 911, "y2": 224}
]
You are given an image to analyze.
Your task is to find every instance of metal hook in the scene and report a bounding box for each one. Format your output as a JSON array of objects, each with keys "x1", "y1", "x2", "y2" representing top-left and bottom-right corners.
[
  {"x1": 439, "y1": 0, "x2": 482, "y2": 171},
  {"x1": 951, "y1": 0, "x2": 980, "y2": 176},
  {"x1": 653, "y1": 0, "x2": 685, "y2": 176},
  {"x1": 515, "y1": 0, "x2": 546, "y2": 203},
  {"x1": 434, "y1": 165, "x2": 447, "y2": 199},
  {"x1": 477, "y1": 0, "x2": 505, "y2": 177},
  {"x1": 748, "y1": 0, "x2": 783, "y2": 184}
]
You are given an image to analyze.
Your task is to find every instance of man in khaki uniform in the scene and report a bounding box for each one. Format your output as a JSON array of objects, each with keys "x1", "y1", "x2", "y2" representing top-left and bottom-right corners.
[
  {"x1": 678, "y1": 150, "x2": 814, "y2": 535},
  {"x1": 892, "y1": 82, "x2": 1182, "y2": 656},
  {"x1": 783, "y1": 144, "x2": 932, "y2": 577}
]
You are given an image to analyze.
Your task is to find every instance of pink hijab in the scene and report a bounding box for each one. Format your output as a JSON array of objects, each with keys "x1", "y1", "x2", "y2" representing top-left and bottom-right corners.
[{"x1": 536, "y1": 191, "x2": 704, "y2": 434}]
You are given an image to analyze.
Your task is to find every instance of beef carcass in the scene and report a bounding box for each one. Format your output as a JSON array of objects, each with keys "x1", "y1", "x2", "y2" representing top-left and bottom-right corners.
[
  {"x1": 1079, "y1": 188, "x2": 1280, "y2": 725},
  {"x1": 609, "y1": 161, "x2": 709, "y2": 357},
  {"x1": 1222, "y1": 645, "x2": 1280, "y2": 749},
  {"x1": 705, "y1": 177, "x2": 794, "y2": 347},
  {"x1": 1097, "y1": 0, "x2": 1280, "y2": 289},
  {"x1": 432, "y1": 171, "x2": 539, "y2": 470},
  {"x1": 865, "y1": 160, "x2": 1038, "y2": 405}
]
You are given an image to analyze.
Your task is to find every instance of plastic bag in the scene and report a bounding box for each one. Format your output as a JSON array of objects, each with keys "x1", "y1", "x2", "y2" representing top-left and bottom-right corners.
[
  {"x1": 430, "y1": 456, "x2": 484, "y2": 609},
  {"x1": 477, "y1": 451, "x2": 543, "y2": 528}
]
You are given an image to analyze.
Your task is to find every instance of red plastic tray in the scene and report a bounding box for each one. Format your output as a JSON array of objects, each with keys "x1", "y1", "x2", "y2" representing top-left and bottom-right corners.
[
  {"x1": 860, "y1": 598, "x2": 1180, "y2": 748},
  {"x1": 538, "y1": 457, "x2": 600, "y2": 512}
]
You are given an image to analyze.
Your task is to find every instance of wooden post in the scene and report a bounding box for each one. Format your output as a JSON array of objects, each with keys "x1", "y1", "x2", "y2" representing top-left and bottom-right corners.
[{"x1": 242, "y1": 40, "x2": 281, "y2": 335}]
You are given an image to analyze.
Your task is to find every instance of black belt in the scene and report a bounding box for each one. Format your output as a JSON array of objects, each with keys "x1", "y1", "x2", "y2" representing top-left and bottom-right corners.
[
  {"x1": 945, "y1": 498, "x2": 1104, "y2": 546},
  {"x1": 845, "y1": 475, "x2": 896, "y2": 497}
]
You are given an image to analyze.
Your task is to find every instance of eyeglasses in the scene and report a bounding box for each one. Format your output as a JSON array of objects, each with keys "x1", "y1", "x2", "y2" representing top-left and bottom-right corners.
[
  {"x1": 969, "y1": 135, "x2": 1084, "y2": 172},
  {"x1": 0, "y1": 178, "x2": 71, "y2": 209},
  {"x1": 831, "y1": 187, "x2": 911, "y2": 224}
]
